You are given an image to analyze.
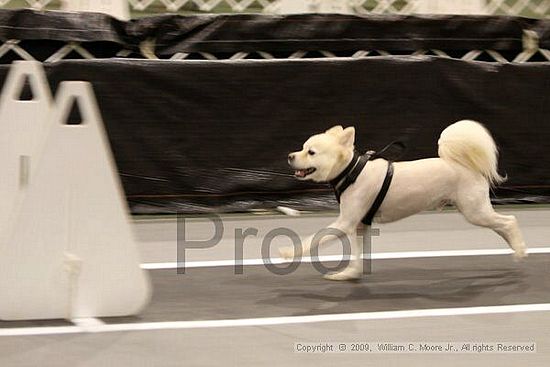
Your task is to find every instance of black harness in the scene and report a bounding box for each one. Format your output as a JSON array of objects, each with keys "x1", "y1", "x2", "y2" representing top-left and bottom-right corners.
[{"x1": 329, "y1": 142, "x2": 404, "y2": 225}]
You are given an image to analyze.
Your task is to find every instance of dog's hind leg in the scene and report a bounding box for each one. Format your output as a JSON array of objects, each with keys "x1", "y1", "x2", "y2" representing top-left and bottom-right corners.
[{"x1": 456, "y1": 185, "x2": 527, "y2": 260}]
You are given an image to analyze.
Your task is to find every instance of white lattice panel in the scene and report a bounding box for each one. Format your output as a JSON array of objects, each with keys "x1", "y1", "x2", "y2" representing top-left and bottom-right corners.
[
  {"x1": 0, "y1": 38, "x2": 548, "y2": 63},
  {"x1": 1, "y1": 0, "x2": 548, "y2": 17},
  {"x1": 24, "y1": 0, "x2": 54, "y2": 9},
  {"x1": 0, "y1": 0, "x2": 547, "y2": 64},
  {"x1": 486, "y1": 0, "x2": 550, "y2": 16}
]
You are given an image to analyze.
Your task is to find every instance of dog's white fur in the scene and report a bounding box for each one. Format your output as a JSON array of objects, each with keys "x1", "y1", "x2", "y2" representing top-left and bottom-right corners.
[{"x1": 282, "y1": 120, "x2": 527, "y2": 281}]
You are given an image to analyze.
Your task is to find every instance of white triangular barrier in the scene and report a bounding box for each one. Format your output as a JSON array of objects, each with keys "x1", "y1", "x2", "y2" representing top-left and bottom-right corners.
[
  {"x1": 0, "y1": 81, "x2": 151, "y2": 320},
  {"x1": 0, "y1": 61, "x2": 52, "y2": 242}
]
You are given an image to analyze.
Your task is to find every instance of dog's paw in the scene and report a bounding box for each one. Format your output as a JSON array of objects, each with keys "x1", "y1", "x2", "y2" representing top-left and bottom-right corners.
[
  {"x1": 513, "y1": 244, "x2": 528, "y2": 262},
  {"x1": 279, "y1": 247, "x2": 295, "y2": 261},
  {"x1": 323, "y1": 267, "x2": 362, "y2": 281}
]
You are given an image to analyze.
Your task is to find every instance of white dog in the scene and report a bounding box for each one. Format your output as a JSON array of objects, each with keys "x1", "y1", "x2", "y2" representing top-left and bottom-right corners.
[{"x1": 280, "y1": 120, "x2": 527, "y2": 281}]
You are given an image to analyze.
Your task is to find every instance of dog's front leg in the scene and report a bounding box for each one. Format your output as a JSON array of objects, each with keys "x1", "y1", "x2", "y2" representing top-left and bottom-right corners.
[
  {"x1": 278, "y1": 217, "x2": 354, "y2": 257},
  {"x1": 323, "y1": 229, "x2": 363, "y2": 281},
  {"x1": 278, "y1": 221, "x2": 347, "y2": 260},
  {"x1": 278, "y1": 220, "x2": 363, "y2": 281}
]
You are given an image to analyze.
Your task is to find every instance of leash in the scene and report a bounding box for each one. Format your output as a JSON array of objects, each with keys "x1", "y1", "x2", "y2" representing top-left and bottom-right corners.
[
  {"x1": 372, "y1": 140, "x2": 407, "y2": 161},
  {"x1": 329, "y1": 141, "x2": 405, "y2": 225}
]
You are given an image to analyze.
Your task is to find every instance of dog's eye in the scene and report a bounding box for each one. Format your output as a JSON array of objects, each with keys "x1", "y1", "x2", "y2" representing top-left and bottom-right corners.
[{"x1": 308, "y1": 150, "x2": 316, "y2": 156}]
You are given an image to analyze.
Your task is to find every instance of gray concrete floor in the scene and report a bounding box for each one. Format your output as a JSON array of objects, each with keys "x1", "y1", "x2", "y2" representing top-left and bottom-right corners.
[
  {"x1": 2, "y1": 312, "x2": 548, "y2": 367},
  {"x1": 0, "y1": 206, "x2": 549, "y2": 367}
]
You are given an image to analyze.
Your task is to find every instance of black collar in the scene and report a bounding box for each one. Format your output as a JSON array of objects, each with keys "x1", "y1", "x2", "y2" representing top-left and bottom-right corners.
[
  {"x1": 329, "y1": 151, "x2": 360, "y2": 189},
  {"x1": 329, "y1": 151, "x2": 375, "y2": 201},
  {"x1": 329, "y1": 149, "x2": 395, "y2": 226}
]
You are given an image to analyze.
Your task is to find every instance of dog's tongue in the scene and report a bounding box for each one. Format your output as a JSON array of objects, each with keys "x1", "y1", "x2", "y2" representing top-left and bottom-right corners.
[{"x1": 294, "y1": 170, "x2": 306, "y2": 178}]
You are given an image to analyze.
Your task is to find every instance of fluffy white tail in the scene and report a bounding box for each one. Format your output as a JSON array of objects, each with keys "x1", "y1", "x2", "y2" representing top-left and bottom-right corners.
[{"x1": 438, "y1": 120, "x2": 505, "y2": 186}]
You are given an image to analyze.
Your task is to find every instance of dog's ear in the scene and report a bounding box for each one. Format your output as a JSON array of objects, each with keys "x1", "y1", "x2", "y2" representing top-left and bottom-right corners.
[
  {"x1": 325, "y1": 125, "x2": 344, "y2": 135},
  {"x1": 339, "y1": 127, "x2": 355, "y2": 147}
]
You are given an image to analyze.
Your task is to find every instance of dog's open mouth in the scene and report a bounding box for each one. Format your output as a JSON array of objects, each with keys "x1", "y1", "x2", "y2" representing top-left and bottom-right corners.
[{"x1": 294, "y1": 167, "x2": 316, "y2": 178}]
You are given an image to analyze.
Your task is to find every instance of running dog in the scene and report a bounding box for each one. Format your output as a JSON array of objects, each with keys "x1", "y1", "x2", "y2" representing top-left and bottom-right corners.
[{"x1": 280, "y1": 120, "x2": 527, "y2": 281}]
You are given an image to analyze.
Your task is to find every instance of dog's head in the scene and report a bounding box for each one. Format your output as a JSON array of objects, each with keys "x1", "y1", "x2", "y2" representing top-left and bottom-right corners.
[{"x1": 288, "y1": 125, "x2": 355, "y2": 182}]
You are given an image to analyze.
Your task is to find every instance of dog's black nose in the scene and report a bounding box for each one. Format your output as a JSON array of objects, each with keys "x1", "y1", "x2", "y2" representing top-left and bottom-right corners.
[{"x1": 288, "y1": 153, "x2": 295, "y2": 162}]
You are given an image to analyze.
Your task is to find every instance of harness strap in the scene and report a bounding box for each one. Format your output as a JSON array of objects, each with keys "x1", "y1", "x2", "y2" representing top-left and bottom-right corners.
[
  {"x1": 362, "y1": 160, "x2": 394, "y2": 225},
  {"x1": 329, "y1": 149, "x2": 396, "y2": 226}
]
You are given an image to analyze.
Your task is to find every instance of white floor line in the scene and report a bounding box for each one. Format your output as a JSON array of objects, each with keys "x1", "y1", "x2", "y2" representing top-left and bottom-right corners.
[
  {"x1": 141, "y1": 246, "x2": 550, "y2": 270},
  {"x1": 71, "y1": 317, "x2": 105, "y2": 331},
  {"x1": 0, "y1": 326, "x2": 82, "y2": 336},
  {"x1": 1, "y1": 303, "x2": 550, "y2": 337}
]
